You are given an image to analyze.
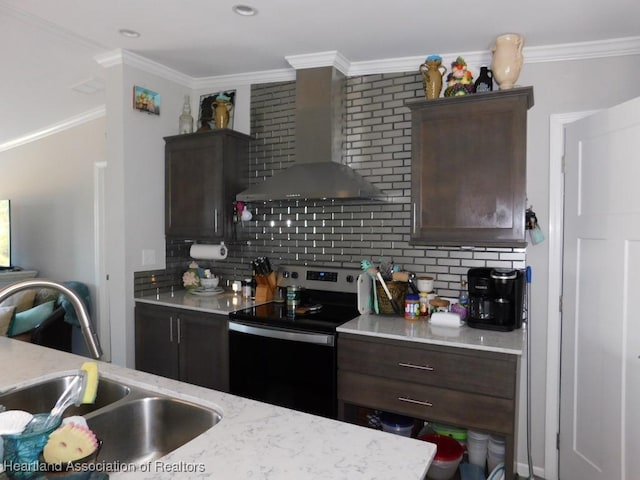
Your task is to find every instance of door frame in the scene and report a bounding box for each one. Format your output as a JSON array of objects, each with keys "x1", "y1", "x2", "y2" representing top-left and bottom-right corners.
[{"x1": 546, "y1": 110, "x2": 597, "y2": 480}]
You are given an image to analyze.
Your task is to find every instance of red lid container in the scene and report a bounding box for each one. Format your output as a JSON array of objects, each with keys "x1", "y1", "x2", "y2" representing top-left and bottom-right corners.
[{"x1": 420, "y1": 433, "x2": 464, "y2": 462}]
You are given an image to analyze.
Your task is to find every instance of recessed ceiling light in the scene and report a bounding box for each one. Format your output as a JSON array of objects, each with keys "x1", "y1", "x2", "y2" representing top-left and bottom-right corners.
[
  {"x1": 232, "y1": 4, "x2": 257, "y2": 16},
  {"x1": 119, "y1": 28, "x2": 140, "y2": 38}
]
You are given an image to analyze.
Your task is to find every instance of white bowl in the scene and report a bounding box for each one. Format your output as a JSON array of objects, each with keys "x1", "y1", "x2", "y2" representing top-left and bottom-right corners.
[
  {"x1": 200, "y1": 277, "x2": 219, "y2": 289},
  {"x1": 417, "y1": 276, "x2": 434, "y2": 293}
]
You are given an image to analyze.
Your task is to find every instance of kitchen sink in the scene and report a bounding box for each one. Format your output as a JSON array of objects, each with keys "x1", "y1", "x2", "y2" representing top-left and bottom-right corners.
[
  {"x1": 86, "y1": 396, "x2": 221, "y2": 464},
  {"x1": 0, "y1": 375, "x2": 131, "y2": 416},
  {"x1": 1, "y1": 374, "x2": 222, "y2": 465}
]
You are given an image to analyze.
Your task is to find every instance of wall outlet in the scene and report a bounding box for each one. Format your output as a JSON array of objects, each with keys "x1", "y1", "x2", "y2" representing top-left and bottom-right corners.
[{"x1": 142, "y1": 249, "x2": 156, "y2": 266}]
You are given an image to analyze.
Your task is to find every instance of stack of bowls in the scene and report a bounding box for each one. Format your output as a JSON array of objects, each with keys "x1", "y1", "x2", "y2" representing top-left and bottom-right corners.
[
  {"x1": 466, "y1": 430, "x2": 490, "y2": 469},
  {"x1": 487, "y1": 435, "x2": 506, "y2": 472},
  {"x1": 416, "y1": 276, "x2": 434, "y2": 293},
  {"x1": 380, "y1": 412, "x2": 415, "y2": 437}
]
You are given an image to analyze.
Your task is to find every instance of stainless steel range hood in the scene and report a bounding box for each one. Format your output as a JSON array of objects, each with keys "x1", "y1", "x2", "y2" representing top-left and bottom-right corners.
[{"x1": 236, "y1": 66, "x2": 385, "y2": 202}]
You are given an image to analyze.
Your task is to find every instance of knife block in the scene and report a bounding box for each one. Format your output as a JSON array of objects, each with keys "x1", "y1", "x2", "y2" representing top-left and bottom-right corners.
[{"x1": 255, "y1": 272, "x2": 277, "y2": 302}]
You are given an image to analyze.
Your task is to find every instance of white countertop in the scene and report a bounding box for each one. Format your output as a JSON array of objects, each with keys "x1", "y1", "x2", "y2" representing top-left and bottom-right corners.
[
  {"x1": 135, "y1": 290, "x2": 263, "y2": 315},
  {"x1": 137, "y1": 292, "x2": 525, "y2": 355},
  {"x1": 0, "y1": 338, "x2": 435, "y2": 479},
  {"x1": 338, "y1": 314, "x2": 525, "y2": 355}
]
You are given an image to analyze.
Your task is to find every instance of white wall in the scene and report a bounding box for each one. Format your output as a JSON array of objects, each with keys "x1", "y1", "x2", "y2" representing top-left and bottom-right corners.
[{"x1": 0, "y1": 117, "x2": 106, "y2": 354}]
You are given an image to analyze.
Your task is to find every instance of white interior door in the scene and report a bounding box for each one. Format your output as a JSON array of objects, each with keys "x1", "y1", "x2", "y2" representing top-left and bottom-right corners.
[{"x1": 560, "y1": 96, "x2": 640, "y2": 479}]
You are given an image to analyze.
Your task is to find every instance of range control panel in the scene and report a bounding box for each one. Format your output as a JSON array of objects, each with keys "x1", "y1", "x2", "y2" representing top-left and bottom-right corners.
[{"x1": 277, "y1": 265, "x2": 361, "y2": 293}]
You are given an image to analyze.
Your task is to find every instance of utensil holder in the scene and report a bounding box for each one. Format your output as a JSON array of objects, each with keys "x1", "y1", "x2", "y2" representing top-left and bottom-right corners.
[
  {"x1": 255, "y1": 272, "x2": 276, "y2": 302},
  {"x1": 376, "y1": 281, "x2": 407, "y2": 314}
]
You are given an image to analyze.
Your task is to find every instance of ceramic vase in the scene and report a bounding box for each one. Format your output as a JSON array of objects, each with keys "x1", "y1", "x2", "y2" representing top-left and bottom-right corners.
[
  {"x1": 419, "y1": 59, "x2": 447, "y2": 100},
  {"x1": 491, "y1": 33, "x2": 524, "y2": 89},
  {"x1": 213, "y1": 99, "x2": 233, "y2": 129}
]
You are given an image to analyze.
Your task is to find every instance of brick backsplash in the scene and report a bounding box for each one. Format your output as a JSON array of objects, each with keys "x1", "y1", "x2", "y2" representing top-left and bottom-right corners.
[{"x1": 134, "y1": 71, "x2": 525, "y2": 299}]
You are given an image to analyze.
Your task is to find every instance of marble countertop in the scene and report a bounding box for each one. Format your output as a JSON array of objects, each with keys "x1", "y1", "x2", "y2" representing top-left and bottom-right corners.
[
  {"x1": 137, "y1": 292, "x2": 525, "y2": 355},
  {"x1": 0, "y1": 338, "x2": 435, "y2": 479},
  {"x1": 135, "y1": 289, "x2": 263, "y2": 315},
  {"x1": 338, "y1": 314, "x2": 525, "y2": 355}
]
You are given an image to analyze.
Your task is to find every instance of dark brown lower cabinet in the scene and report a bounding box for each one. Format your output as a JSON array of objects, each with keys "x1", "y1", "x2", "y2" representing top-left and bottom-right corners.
[
  {"x1": 135, "y1": 302, "x2": 229, "y2": 392},
  {"x1": 337, "y1": 333, "x2": 520, "y2": 480}
]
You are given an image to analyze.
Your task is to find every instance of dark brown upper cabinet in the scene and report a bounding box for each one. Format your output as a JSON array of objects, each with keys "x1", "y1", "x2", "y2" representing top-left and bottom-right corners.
[
  {"x1": 165, "y1": 130, "x2": 251, "y2": 241},
  {"x1": 408, "y1": 87, "x2": 534, "y2": 247}
]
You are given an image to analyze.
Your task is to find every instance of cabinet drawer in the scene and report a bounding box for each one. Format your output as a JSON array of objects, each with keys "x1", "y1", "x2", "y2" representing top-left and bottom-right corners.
[
  {"x1": 338, "y1": 336, "x2": 517, "y2": 398},
  {"x1": 338, "y1": 371, "x2": 514, "y2": 434}
]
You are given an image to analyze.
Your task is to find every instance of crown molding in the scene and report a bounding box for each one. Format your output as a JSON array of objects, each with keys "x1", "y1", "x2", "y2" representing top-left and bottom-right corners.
[
  {"x1": 285, "y1": 51, "x2": 351, "y2": 74},
  {"x1": 0, "y1": 106, "x2": 105, "y2": 153},
  {"x1": 524, "y1": 36, "x2": 640, "y2": 63},
  {"x1": 8, "y1": 36, "x2": 639, "y2": 150},
  {"x1": 98, "y1": 36, "x2": 640, "y2": 89},
  {"x1": 95, "y1": 49, "x2": 192, "y2": 87},
  {"x1": 192, "y1": 68, "x2": 295, "y2": 90}
]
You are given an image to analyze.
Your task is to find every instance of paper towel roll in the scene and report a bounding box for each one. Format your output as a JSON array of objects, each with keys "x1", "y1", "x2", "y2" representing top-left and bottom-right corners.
[{"x1": 189, "y1": 243, "x2": 228, "y2": 260}]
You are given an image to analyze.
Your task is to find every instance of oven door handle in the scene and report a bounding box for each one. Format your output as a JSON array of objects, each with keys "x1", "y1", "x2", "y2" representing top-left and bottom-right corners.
[{"x1": 228, "y1": 321, "x2": 335, "y2": 346}]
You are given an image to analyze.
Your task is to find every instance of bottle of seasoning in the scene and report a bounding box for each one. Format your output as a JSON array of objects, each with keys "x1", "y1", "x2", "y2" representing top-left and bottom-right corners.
[
  {"x1": 404, "y1": 294, "x2": 420, "y2": 320},
  {"x1": 419, "y1": 292, "x2": 430, "y2": 317}
]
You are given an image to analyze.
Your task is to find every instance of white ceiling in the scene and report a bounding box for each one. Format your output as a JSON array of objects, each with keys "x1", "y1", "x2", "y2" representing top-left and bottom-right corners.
[{"x1": 1, "y1": 0, "x2": 639, "y2": 147}]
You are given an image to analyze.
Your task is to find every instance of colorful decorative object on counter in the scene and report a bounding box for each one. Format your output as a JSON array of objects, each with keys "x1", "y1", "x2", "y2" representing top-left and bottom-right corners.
[
  {"x1": 491, "y1": 33, "x2": 524, "y2": 89},
  {"x1": 444, "y1": 57, "x2": 475, "y2": 97},
  {"x1": 419, "y1": 55, "x2": 447, "y2": 100},
  {"x1": 182, "y1": 261, "x2": 201, "y2": 290}
]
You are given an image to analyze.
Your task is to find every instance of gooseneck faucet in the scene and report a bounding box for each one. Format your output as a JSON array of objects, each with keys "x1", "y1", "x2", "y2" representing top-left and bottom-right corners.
[{"x1": 0, "y1": 279, "x2": 103, "y2": 359}]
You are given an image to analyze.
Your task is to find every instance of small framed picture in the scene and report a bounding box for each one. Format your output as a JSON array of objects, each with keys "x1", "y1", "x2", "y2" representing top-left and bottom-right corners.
[
  {"x1": 198, "y1": 90, "x2": 236, "y2": 130},
  {"x1": 133, "y1": 86, "x2": 161, "y2": 115}
]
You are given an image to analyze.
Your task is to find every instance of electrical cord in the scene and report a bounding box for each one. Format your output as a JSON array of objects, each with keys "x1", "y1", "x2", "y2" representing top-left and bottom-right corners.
[{"x1": 525, "y1": 266, "x2": 535, "y2": 479}]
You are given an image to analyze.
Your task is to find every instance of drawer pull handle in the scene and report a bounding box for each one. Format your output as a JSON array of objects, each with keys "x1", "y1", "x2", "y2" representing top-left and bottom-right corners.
[
  {"x1": 398, "y1": 396, "x2": 433, "y2": 408},
  {"x1": 398, "y1": 362, "x2": 434, "y2": 371}
]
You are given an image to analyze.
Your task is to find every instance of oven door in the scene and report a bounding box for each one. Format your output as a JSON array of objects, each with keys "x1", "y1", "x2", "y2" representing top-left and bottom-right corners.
[{"x1": 228, "y1": 321, "x2": 337, "y2": 419}]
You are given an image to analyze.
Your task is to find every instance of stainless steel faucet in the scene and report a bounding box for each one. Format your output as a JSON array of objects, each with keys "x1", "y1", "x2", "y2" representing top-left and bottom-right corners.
[{"x1": 0, "y1": 279, "x2": 103, "y2": 359}]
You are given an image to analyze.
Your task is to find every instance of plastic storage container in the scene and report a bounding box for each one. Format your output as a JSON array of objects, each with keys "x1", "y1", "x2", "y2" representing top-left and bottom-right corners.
[
  {"x1": 380, "y1": 412, "x2": 415, "y2": 437},
  {"x1": 466, "y1": 430, "x2": 489, "y2": 468},
  {"x1": 431, "y1": 423, "x2": 468, "y2": 447},
  {"x1": 487, "y1": 435, "x2": 506, "y2": 472},
  {"x1": 420, "y1": 433, "x2": 464, "y2": 480}
]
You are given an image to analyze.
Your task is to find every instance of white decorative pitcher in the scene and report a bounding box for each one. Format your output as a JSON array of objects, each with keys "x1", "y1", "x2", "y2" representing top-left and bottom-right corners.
[{"x1": 491, "y1": 33, "x2": 524, "y2": 89}]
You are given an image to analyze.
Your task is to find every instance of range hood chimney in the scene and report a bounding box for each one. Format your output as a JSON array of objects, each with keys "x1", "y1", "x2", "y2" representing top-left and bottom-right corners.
[{"x1": 237, "y1": 62, "x2": 385, "y2": 202}]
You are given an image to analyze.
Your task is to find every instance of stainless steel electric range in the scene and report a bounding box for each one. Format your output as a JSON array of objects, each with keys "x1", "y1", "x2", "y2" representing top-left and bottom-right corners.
[{"x1": 228, "y1": 264, "x2": 362, "y2": 419}]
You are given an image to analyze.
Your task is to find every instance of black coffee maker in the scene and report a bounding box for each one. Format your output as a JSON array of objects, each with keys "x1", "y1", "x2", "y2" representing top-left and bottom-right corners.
[{"x1": 467, "y1": 267, "x2": 525, "y2": 331}]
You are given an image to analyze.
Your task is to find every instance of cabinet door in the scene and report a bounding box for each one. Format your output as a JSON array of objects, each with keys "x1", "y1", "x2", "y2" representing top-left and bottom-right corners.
[
  {"x1": 135, "y1": 304, "x2": 179, "y2": 380},
  {"x1": 165, "y1": 133, "x2": 224, "y2": 239},
  {"x1": 409, "y1": 87, "x2": 533, "y2": 247},
  {"x1": 177, "y1": 310, "x2": 229, "y2": 391},
  {"x1": 165, "y1": 130, "x2": 251, "y2": 241}
]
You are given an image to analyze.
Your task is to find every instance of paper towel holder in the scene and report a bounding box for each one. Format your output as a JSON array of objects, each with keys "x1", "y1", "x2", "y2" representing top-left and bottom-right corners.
[{"x1": 189, "y1": 241, "x2": 228, "y2": 260}]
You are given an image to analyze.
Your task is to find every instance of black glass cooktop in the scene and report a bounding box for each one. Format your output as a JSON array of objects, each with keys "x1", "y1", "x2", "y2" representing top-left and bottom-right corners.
[{"x1": 229, "y1": 300, "x2": 359, "y2": 334}]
